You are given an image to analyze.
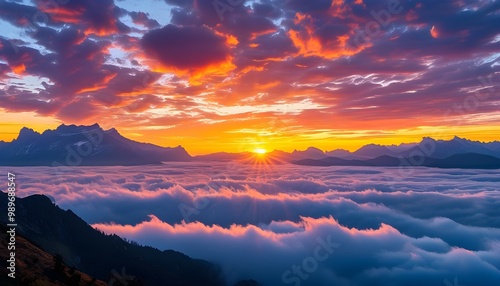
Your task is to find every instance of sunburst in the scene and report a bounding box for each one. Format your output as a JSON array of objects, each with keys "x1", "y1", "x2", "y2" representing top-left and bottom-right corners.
[{"x1": 253, "y1": 148, "x2": 267, "y2": 155}]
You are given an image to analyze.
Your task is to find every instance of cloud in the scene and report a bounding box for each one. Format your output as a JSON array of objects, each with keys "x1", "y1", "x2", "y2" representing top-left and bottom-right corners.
[
  {"x1": 286, "y1": 0, "x2": 333, "y2": 13},
  {"x1": 92, "y1": 215, "x2": 500, "y2": 286},
  {"x1": 140, "y1": 24, "x2": 235, "y2": 74},
  {"x1": 9, "y1": 163, "x2": 500, "y2": 285},
  {"x1": 129, "y1": 11, "x2": 160, "y2": 29},
  {"x1": 36, "y1": 0, "x2": 130, "y2": 36}
]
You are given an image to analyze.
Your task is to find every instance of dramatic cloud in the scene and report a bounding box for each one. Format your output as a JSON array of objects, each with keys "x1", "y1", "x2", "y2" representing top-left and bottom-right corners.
[
  {"x1": 129, "y1": 11, "x2": 160, "y2": 29},
  {"x1": 8, "y1": 163, "x2": 500, "y2": 285},
  {"x1": 0, "y1": 0, "x2": 499, "y2": 153},
  {"x1": 36, "y1": 0, "x2": 130, "y2": 36},
  {"x1": 140, "y1": 24, "x2": 234, "y2": 72}
]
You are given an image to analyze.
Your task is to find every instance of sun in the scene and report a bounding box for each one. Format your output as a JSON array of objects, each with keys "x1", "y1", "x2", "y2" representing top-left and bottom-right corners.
[{"x1": 253, "y1": 148, "x2": 267, "y2": 155}]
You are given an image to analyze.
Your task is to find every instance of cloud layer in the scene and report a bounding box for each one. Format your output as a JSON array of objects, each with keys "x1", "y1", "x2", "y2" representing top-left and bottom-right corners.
[{"x1": 9, "y1": 163, "x2": 500, "y2": 285}]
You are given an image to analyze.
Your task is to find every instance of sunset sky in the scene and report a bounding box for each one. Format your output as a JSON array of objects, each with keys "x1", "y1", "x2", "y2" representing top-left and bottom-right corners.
[{"x1": 0, "y1": 0, "x2": 499, "y2": 155}]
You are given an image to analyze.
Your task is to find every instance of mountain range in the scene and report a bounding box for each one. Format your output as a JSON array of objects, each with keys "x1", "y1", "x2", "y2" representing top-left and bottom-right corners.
[
  {"x1": 0, "y1": 124, "x2": 190, "y2": 166},
  {"x1": 290, "y1": 137, "x2": 500, "y2": 169},
  {"x1": 1, "y1": 124, "x2": 499, "y2": 168}
]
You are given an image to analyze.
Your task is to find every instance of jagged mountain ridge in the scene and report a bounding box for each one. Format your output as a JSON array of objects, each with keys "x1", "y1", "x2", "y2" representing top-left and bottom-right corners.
[
  {"x1": 325, "y1": 137, "x2": 500, "y2": 160},
  {"x1": 0, "y1": 124, "x2": 191, "y2": 166},
  {"x1": 1, "y1": 124, "x2": 499, "y2": 166},
  {"x1": 399, "y1": 136, "x2": 500, "y2": 159},
  {"x1": 293, "y1": 153, "x2": 500, "y2": 169}
]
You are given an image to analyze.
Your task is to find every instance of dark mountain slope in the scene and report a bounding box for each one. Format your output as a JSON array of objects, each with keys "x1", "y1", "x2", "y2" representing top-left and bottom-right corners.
[
  {"x1": 0, "y1": 192, "x2": 225, "y2": 286},
  {"x1": 0, "y1": 223, "x2": 108, "y2": 286}
]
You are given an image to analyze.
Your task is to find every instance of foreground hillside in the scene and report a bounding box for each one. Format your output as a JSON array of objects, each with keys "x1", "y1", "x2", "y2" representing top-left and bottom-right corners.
[
  {"x1": 0, "y1": 223, "x2": 108, "y2": 286},
  {"x1": 0, "y1": 192, "x2": 228, "y2": 286}
]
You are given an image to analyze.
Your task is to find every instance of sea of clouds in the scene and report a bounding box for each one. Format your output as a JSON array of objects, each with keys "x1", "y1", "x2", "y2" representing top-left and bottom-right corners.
[{"x1": 7, "y1": 163, "x2": 500, "y2": 286}]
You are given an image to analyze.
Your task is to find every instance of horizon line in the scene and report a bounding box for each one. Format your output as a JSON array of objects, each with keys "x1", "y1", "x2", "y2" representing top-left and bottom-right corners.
[{"x1": 3, "y1": 123, "x2": 500, "y2": 156}]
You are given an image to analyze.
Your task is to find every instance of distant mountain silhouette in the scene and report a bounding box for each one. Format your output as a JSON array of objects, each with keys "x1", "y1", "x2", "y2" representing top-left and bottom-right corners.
[
  {"x1": 293, "y1": 153, "x2": 500, "y2": 169},
  {"x1": 1, "y1": 125, "x2": 499, "y2": 168},
  {"x1": 351, "y1": 144, "x2": 396, "y2": 159},
  {"x1": 0, "y1": 124, "x2": 191, "y2": 166},
  {"x1": 291, "y1": 147, "x2": 326, "y2": 160},
  {"x1": 195, "y1": 151, "x2": 253, "y2": 161},
  {"x1": 325, "y1": 137, "x2": 500, "y2": 160},
  {"x1": 324, "y1": 149, "x2": 353, "y2": 159},
  {"x1": 276, "y1": 137, "x2": 500, "y2": 169},
  {"x1": 385, "y1": 143, "x2": 418, "y2": 153},
  {"x1": 194, "y1": 147, "x2": 326, "y2": 163},
  {"x1": 266, "y1": 147, "x2": 326, "y2": 162},
  {"x1": 399, "y1": 136, "x2": 500, "y2": 159},
  {"x1": 422, "y1": 153, "x2": 500, "y2": 169},
  {"x1": 0, "y1": 192, "x2": 226, "y2": 286}
]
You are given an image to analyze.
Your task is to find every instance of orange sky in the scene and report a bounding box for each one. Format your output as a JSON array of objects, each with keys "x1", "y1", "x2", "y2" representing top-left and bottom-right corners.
[{"x1": 1, "y1": 112, "x2": 499, "y2": 155}]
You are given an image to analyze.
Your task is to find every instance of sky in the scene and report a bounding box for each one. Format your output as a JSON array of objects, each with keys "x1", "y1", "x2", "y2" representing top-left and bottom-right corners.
[{"x1": 0, "y1": 0, "x2": 499, "y2": 155}]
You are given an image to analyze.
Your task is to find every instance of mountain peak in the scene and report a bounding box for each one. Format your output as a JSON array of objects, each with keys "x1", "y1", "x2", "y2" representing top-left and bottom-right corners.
[
  {"x1": 451, "y1": 135, "x2": 468, "y2": 142},
  {"x1": 106, "y1": 127, "x2": 119, "y2": 134},
  {"x1": 90, "y1": 123, "x2": 100, "y2": 128},
  {"x1": 57, "y1": 123, "x2": 101, "y2": 129},
  {"x1": 17, "y1": 127, "x2": 40, "y2": 141},
  {"x1": 1, "y1": 124, "x2": 193, "y2": 165},
  {"x1": 420, "y1": 137, "x2": 437, "y2": 145},
  {"x1": 356, "y1": 143, "x2": 388, "y2": 151},
  {"x1": 306, "y1": 146, "x2": 323, "y2": 152},
  {"x1": 19, "y1": 126, "x2": 38, "y2": 134},
  {"x1": 291, "y1": 146, "x2": 324, "y2": 156},
  {"x1": 56, "y1": 123, "x2": 103, "y2": 134}
]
